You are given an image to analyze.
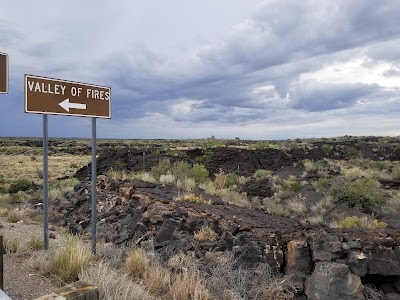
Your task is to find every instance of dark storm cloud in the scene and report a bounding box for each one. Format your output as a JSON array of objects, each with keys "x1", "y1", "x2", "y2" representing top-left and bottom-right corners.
[
  {"x1": 289, "y1": 81, "x2": 381, "y2": 112},
  {"x1": 103, "y1": 0, "x2": 400, "y2": 125}
]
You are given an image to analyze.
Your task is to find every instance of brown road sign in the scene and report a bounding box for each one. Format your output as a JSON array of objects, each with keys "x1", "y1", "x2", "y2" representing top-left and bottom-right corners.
[
  {"x1": 0, "y1": 52, "x2": 8, "y2": 94},
  {"x1": 25, "y1": 75, "x2": 111, "y2": 118}
]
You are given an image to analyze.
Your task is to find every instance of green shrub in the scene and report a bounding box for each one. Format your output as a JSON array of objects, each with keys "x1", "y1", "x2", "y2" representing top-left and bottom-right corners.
[
  {"x1": 225, "y1": 173, "x2": 239, "y2": 187},
  {"x1": 312, "y1": 177, "x2": 330, "y2": 192},
  {"x1": 254, "y1": 169, "x2": 272, "y2": 179},
  {"x1": 344, "y1": 147, "x2": 360, "y2": 159},
  {"x1": 303, "y1": 160, "x2": 315, "y2": 172},
  {"x1": 392, "y1": 164, "x2": 400, "y2": 179},
  {"x1": 321, "y1": 144, "x2": 333, "y2": 155},
  {"x1": 171, "y1": 161, "x2": 192, "y2": 181},
  {"x1": 335, "y1": 215, "x2": 387, "y2": 229},
  {"x1": 151, "y1": 158, "x2": 171, "y2": 180},
  {"x1": 331, "y1": 177, "x2": 384, "y2": 208},
  {"x1": 191, "y1": 164, "x2": 209, "y2": 184},
  {"x1": 8, "y1": 179, "x2": 33, "y2": 194},
  {"x1": 282, "y1": 178, "x2": 302, "y2": 193}
]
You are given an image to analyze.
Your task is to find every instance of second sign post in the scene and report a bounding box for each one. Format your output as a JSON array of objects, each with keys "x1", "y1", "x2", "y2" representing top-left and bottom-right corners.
[{"x1": 25, "y1": 75, "x2": 111, "y2": 254}]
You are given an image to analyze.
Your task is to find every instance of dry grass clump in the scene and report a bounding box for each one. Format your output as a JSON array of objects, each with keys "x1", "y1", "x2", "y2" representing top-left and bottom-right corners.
[
  {"x1": 331, "y1": 215, "x2": 387, "y2": 229},
  {"x1": 194, "y1": 226, "x2": 218, "y2": 242},
  {"x1": 125, "y1": 246, "x2": 150, "y2": 279},
  {"x1": 0, "y1": 154, "x2": 91, "y2": 183},
  {"x1": 160, "y1": 173, "x2": 176, "y2": 186},
  {"x1": 0, "y1": 207, "x2": 8, "y2": 216},
  {"x1": 175, "y1": 193, "x2": 212, "y2": 205},
  {"x1": 363, "y1": 284, "x2": 384, "y2": 300},
  {"x1": 50, "y1": 235, "x2": 93, "y2": 282},
  {"x1": 26, "y1": 250, "x2": 51, "y2": 275},
  {"x1": 3, "y1": 237, "x2": 20, "y2": 253},
  {"x1": 169, "y1": 270, "x2": 210, "y2": 300},
  {"x1": 176, "y1": 178, "x2": 196, "y2": 192},
  {"x1": 80, "y1": 262, "x2": 155, "y2": 300},
  {"x1": 7, "y1": 209, "x2": 25, "y2": 223},
  {"x1": 214, "y1": 169, "x2": 227, "y2": 189},
  {"x1": 261, "y1": 278, "x2": 296, "y2": 300},
  {"x1": 143, "y1": 263, "x2": 171, "y2": 296},
  {"x1": 27, "y1": 235, "x2": 44, "y2": 251},
  {"x1": 287, "y1": 195, "x2": 307, "y2": 217},
  {"x1": 221, "y1": 191, "x2": 251, "y2": 208},
  {"x1": 263, "y1": 197, "x2": 290, "y2": 217},
  {"x1": 383, "y1": 191, "x2": 400, "y2": 215}
]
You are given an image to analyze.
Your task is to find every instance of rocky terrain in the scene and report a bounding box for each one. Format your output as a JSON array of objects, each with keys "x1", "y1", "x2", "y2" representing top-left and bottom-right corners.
[
  {"x1": 48, "y1": 136, "x2": 400, "y2": 299},
  {"x1": 0, "y1": 137, "x2": 400, "y2": 300},
  {"x1": 49, "y1": 176, "x2": 400, "y2": 299}
]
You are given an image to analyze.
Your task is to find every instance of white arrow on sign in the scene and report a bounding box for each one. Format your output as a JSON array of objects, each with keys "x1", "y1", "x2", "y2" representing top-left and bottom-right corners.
[{"x1": 58, "y1": 98, "x2": 87, "y2": 112}]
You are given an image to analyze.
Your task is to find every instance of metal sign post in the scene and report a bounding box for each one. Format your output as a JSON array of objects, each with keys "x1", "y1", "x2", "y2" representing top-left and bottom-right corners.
[
  {"x1": 91, "y1": 118, "x2": 97, "y2": 254},
  {"x1": 0, "y1": 52, "x2": 8, "y2": 94},
  {"x1": 25, "y1": 74, "x2": 111, "y2": 254},
  {"x1": 43, "y1": 115, "x2": 49, "y2": 249}
]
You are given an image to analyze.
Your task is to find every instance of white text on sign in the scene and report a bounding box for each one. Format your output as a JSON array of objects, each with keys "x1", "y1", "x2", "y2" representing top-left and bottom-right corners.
[{"x1": 27, "y1": 80, "x2": 110, "y2": 101}]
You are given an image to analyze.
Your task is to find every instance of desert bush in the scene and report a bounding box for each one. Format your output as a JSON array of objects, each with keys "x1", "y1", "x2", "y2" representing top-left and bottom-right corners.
[
  {"x1": 330, "y1": 177, "x2": 384, "y2": 208},
  {"x1": 363, "y1": 284, "x2": 384, "y2": 300},
  {"x1": 136, "y1": 172, "x2": 157, "y2": 183},
  {"x1": 321, "y1": 144, "x2": 333, "y2": 155},
  {"x1": 282, "y1": 177, "x2": 302, "y2": 193},
  {"x1": 310, "y1": 195, "x2": 335, "y2": 215},
  {"x1": 214, "y1": 169, "x2": 227, "y2": 189},
  {"x1": 125, "y1": 246, "x2": 150, "y2": 279},
  {"x1": 254, "y1": 169, "x2": 272, "y2": 179},
  {"x1": 175, "y1": 193, "x2": 212, "y2": 205},
  {"x1": 7, "y1": 209, "x2": 24, "y2": 223},
  {"x1": 194, "y1": 226, "x2": 218, "y2": 242},
  {"x1": 171, "y1": 161, "x2": 192, "y2": 181},
  {"x1": 3, "y1": 237, "x2": 20, "y2": 253},
  {"x1": 80, "y1": 262, "x2": 155, "y2": 300},
  {"x1": 263, "y1": 197, "x2": 290, "y2": 217},
  {"x1": 26, "y1": 250, "x2": 51, "y2": 275},
  {"x1": 221, "y1": 191, "x2": 251, "y2": 208},
  {"x1": 312, "y1": 177, "x2": 330, "y2": 193},
  {"x1": 303, "y1": 160, "x2": 315, "y2": 172},
  {"x1": 176, "y1": 178, "x2": 196, "y2": 192},
  {"x1": 261, "y1": 278, "x2": 296, "y2": 300},
  {"x1": 151, "y1": 158, "x2": 172, "y2": 180},
  {"x1": 383, "y1": 191, "x2": 400, "y2": 215},
  {"x1": 8, "y1": 178, "x2": 33, "y2": 194},
  {"x1": 169, "y1": 270, "x2": 210, "y2": 300},
  {"x1": 332, "y1": 215, "x2": 387, "y2": 229},
  {"x1": 287, "y1": 195, "x2": 308, "y2": 217},
  {"x1": 96, "y1": 242, "x2": 126, "y2": 269},
  {"x1": 392, "y1": 164, "x2": 400, "y2": 179},
  {"x1": 344, "y1": 147, "x2": 360, "y2": 159},
  {"x1": 27, "y1": 235, "x2": 44, "y2": 250},
  {"x1": 225, "y1": 173, "x2": 240, "y2": 187},
  {"x1": 160, "y1": 173, "x2": 176, "y2": 186},
  {"x1": 300, "y1": 215, "x2": 324, "y2": 225},
  {"x1": 191, "y1": 164, "x2": 209, "y2": 184},
  {"x1": 50, "y1": 235, "x2": 93, "y2": 282},
  {"x1": 143, "y1": 263, "x2": 171, "y2": 296},
  {"x1": 342, "y1": 167, "x2": 369, "y2": 180}
]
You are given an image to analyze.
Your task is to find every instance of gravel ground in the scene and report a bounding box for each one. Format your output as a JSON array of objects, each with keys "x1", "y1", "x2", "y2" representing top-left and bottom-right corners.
[{"x1": 0, "y1": 216, "x2": 61, "y2": 299}]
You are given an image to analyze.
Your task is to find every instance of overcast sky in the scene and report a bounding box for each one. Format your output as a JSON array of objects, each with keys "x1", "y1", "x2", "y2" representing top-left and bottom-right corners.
[{"x1": 1, "y1": 0, "x2": 400, "y2": 140}]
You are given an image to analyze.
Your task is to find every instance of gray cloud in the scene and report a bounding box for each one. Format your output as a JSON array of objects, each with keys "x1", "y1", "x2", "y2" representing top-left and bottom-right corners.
[{"x1": 1, "y1": 0, "x2": 400, "y2": 138}]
